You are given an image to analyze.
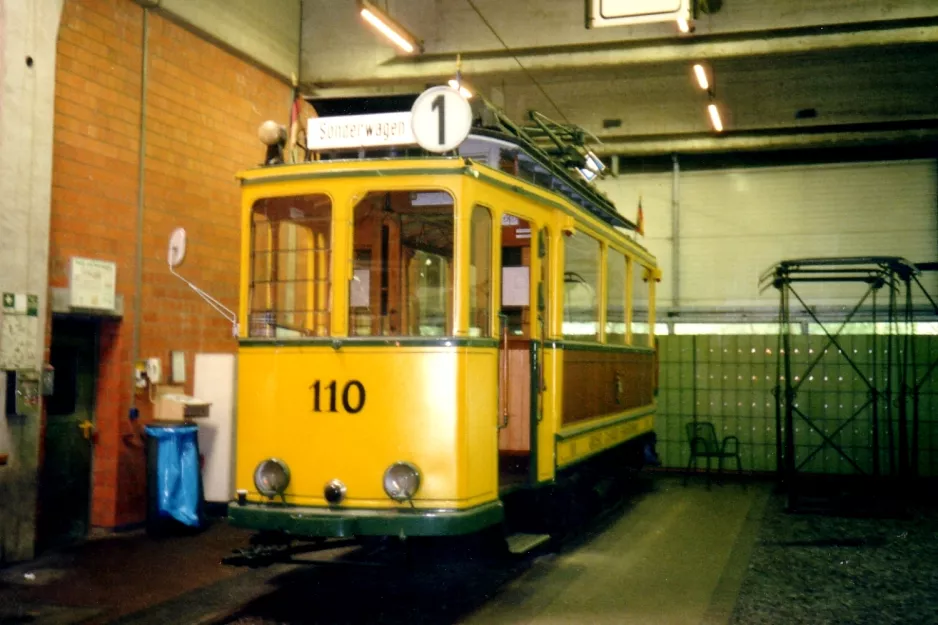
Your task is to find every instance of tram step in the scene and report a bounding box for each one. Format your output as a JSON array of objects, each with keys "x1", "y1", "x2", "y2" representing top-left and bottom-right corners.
[{"x1": 506, "y1": 532, "x2": 551, "y2": 554}]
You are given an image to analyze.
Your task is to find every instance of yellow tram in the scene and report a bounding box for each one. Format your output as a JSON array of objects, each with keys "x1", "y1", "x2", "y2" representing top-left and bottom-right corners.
[{"x1": 227, "y1": 89, "x2": 660, "y2": 551}]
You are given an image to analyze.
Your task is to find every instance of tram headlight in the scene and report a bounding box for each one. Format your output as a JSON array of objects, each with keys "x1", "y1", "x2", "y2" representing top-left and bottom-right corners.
[
  {"x1": 382, "y1": 461, "x2": 421, "y2": 502},
  {"x1": 254, "y1": 458, "x2": 290, "y2": 498}
]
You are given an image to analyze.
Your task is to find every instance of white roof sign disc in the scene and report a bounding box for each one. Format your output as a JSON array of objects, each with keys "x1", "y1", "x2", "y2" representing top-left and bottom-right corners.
[{"x1": 411, "y1": 86, "x2": 472, "y2": 153}]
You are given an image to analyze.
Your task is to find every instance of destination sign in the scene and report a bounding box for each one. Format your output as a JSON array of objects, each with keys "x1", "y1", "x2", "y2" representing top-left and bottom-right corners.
[{"x1": 307, "y1": 112, "x2": 416, "y2": 151}]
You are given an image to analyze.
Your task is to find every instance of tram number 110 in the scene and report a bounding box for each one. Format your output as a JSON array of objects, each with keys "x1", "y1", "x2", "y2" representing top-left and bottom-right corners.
[{"x1": 310, "y1": 380, "x2": 366, "y2": 414}]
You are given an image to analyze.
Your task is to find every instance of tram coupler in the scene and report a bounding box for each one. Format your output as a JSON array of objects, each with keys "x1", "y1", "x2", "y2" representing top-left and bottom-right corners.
[{"x1": 222, "y1": 537, "x2": 357, "y2": 567}]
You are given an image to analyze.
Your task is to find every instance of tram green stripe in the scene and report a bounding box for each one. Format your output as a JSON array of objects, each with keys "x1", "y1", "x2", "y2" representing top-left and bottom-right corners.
[
  {"x1": 228, "y1": 501, "x2": 504, "y2": 537},
  {"x1": 239, "y1": 337, "x2": 655, "y2": 351},
  {"x1": 239, "y1": 164, "x2": 468, "y2": 186},
  {"x1": 239, "y1": 337, "x2": 499, "y2": 348},
  {"x1": 543, "y1": 340, "x2": 655, "y2": 354}
]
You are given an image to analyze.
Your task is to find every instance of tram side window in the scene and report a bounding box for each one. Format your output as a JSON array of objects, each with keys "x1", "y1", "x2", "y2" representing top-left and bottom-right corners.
[
  {"x1": 562, "y1": 230, "x2": 600, "y2": 341},
  {"x1": 350, "y1": 190, "x2": 455, "y2": 337},
  {"x1": 249, "y1": 194, "x2": 332, "y2": 338},
  {"x1": 631, "y1": 260, "x2": 651, "y2": 347},
  {"x1": 606, "y1": 248, "x2": 627, "y2": 344},
  {"x1": 469, "y1": 205, "x2": 492, "y2": 337}
]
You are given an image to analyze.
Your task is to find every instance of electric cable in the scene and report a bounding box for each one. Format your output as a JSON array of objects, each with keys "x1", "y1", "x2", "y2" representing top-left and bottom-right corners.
[{"x1": 463, "y1": 0, "x2": 570, "y2": 124}]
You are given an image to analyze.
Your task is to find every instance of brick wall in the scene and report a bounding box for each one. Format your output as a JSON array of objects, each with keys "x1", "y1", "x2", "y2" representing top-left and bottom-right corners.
[
  {"x1": 51, "y1": 0, "x2": 142, "y2": 530},
  {"x1": 50, "y1": 0, "x2": 292, "y2": 528}
]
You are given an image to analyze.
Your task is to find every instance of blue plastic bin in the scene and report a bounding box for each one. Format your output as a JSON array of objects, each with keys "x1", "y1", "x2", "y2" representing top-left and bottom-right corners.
[{"x1": 145, "y1": 422, "x2": 205, "y2": 533}]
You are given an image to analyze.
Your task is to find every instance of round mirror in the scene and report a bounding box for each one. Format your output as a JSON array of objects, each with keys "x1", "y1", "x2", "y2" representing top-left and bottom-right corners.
[{"x1": 167, "y1": 227, "x2": 187, "y2": 268}]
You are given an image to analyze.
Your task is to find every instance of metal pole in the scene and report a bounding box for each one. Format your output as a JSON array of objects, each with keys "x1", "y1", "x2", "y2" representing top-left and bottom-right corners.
[
  {"x1": 692, "y1": 334, "x2": 698, "y2": 426},
  {"x1": 671, "y1": 154, "x2": 680, "y2": 309},
  {"x1": 871, "y1": 286, "x2": 880, "y2": 477},
  {"x1": 131, "y1": 8, "x2": 150, "y2": 404},
  {"x1": 782, "y1": 277, "x2": 796, "y2": 509},
  {"x1": 775, "y1": 276, "x2": 784, "y2": 480},
  {"x1": 886, "y1": 270, "x2": 896, "y2": 476},
  {"x1": 900, "y1": 274, "x2": 911, "y2": 477}
]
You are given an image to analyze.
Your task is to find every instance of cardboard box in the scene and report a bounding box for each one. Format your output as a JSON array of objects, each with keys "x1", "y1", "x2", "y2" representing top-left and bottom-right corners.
[{"x1": 156, "y1": 393, "x2": 211, "y2": 421}]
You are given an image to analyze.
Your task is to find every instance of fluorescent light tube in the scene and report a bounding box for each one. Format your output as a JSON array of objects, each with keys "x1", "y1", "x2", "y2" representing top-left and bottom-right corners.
[
  {"x1": 708, "y1": 103, "x2": 724, "y2": 132},
  {"x1": 359, "y1": 1, "x2": 419, "y2": 54},
  {"x1": 693, "y1": 64, "x2": 709, "y2": 90},
  {"x1": 360, "y1": 8, "x2": 414, "y2": 53}
]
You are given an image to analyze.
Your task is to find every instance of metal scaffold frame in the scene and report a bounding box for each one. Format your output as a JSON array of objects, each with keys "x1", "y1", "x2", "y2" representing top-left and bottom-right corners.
[{"x1": 760, "y1": 256, "x2": 938, "y2": 512}]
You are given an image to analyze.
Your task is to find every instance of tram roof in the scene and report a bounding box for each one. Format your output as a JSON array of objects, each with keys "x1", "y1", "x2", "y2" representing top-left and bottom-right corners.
[
  {"x1": 252, "y1": 135, "x2": 636, "y2": 232},
  {"x1": 460, "y1": 128, "x2": 634, "y2": 232},
  {"x1": 240, "y1": 153, "x2": 656, "y2": 265},
  {"x1": 249, "y1": 92, "x2": 639, "y2": 234}
]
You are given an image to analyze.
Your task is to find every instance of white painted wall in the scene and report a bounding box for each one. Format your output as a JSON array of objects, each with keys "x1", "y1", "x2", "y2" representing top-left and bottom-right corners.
[
  {"x1": 0, "y1": 0, "x2": 63, "y2": 562},
  {"x1": 679, "y1": 160, "x2": 938, "y2": 308},
  {"x1": 599, "y1": 160, "x2": 938, "y2": 311},
  {"x1": 160, "y1": 0, "x2": 301, "y2": 79}
]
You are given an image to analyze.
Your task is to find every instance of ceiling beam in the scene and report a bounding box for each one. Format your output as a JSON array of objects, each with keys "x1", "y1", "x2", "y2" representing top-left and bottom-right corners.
[
  {"x1": 308, "y1": 18, "x2": 938, "y2": 87},
  {"x1": 592, "y1": 124, "x2": 938, "y2": 156},
  {"x1": 305, "y1": 84, "x2": 426, "y2": 99}
]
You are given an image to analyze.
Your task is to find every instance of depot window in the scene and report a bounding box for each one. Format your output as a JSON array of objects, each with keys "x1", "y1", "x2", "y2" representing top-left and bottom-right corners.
[
  {"x1": 249, "y1": 194, "x2": 332, "y2": 338},
  {"x1": 349, "y1": 190, "x2": 455, "y2": 337}
]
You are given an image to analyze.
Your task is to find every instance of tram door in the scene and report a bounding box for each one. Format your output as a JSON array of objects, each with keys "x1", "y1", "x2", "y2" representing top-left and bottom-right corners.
[{"x1": 497, "y1": 213, "x2": 540, "y2": 489}]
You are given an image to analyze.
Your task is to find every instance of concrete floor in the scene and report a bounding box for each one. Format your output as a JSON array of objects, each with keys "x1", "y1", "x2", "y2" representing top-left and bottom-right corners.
[
  {"x1": 0, "y1": 475, "x2": 771, "y2": 625},
  {"x1": 459, "y1": 477, "x2": 770, "y2": 625},
  {"x1": 0, "y1": 523, "x2": 255, "y2": 625}
]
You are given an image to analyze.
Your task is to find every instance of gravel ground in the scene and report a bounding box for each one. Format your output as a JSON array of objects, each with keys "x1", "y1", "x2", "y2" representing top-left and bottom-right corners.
[{"x1": 732, "y1": 492, "x2": 938, "y2": 625}]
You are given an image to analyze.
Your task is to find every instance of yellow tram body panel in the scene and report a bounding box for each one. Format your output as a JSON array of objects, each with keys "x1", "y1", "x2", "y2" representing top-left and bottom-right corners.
[
  {"x1": 235, "y1": 344, "x2": 499, "y2": 509},
  {"x1": 227, "y1": 147, "x2": 661, "y2": 539}
]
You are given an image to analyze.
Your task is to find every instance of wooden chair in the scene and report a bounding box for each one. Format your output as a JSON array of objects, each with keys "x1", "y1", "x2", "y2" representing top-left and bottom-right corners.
[{"x1": 683, "y1": 421, "x2": 742, "y2": 486}]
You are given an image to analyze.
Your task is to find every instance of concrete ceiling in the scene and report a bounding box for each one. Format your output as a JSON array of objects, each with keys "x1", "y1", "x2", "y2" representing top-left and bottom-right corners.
[{"x1": 300, "y1": 0, "x2": 938, "y2": 157}]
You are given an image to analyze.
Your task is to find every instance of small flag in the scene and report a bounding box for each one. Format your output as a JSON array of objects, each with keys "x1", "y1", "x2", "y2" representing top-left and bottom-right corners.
[
  {"x1": 287, "y1": 96, "x2": 301, "y2": 163},
  {"x1": 636, "y1": 196, "x2": 645, "y2": 236}
]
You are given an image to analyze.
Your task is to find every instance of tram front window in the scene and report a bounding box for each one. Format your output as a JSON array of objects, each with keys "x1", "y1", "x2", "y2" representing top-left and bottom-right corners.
[
  {"x1": 350, "y1": 190, "x2": 455, "y2": 337},
  {"x1": 249, "y1": 194, "x2": 333, "y2": 338}
]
